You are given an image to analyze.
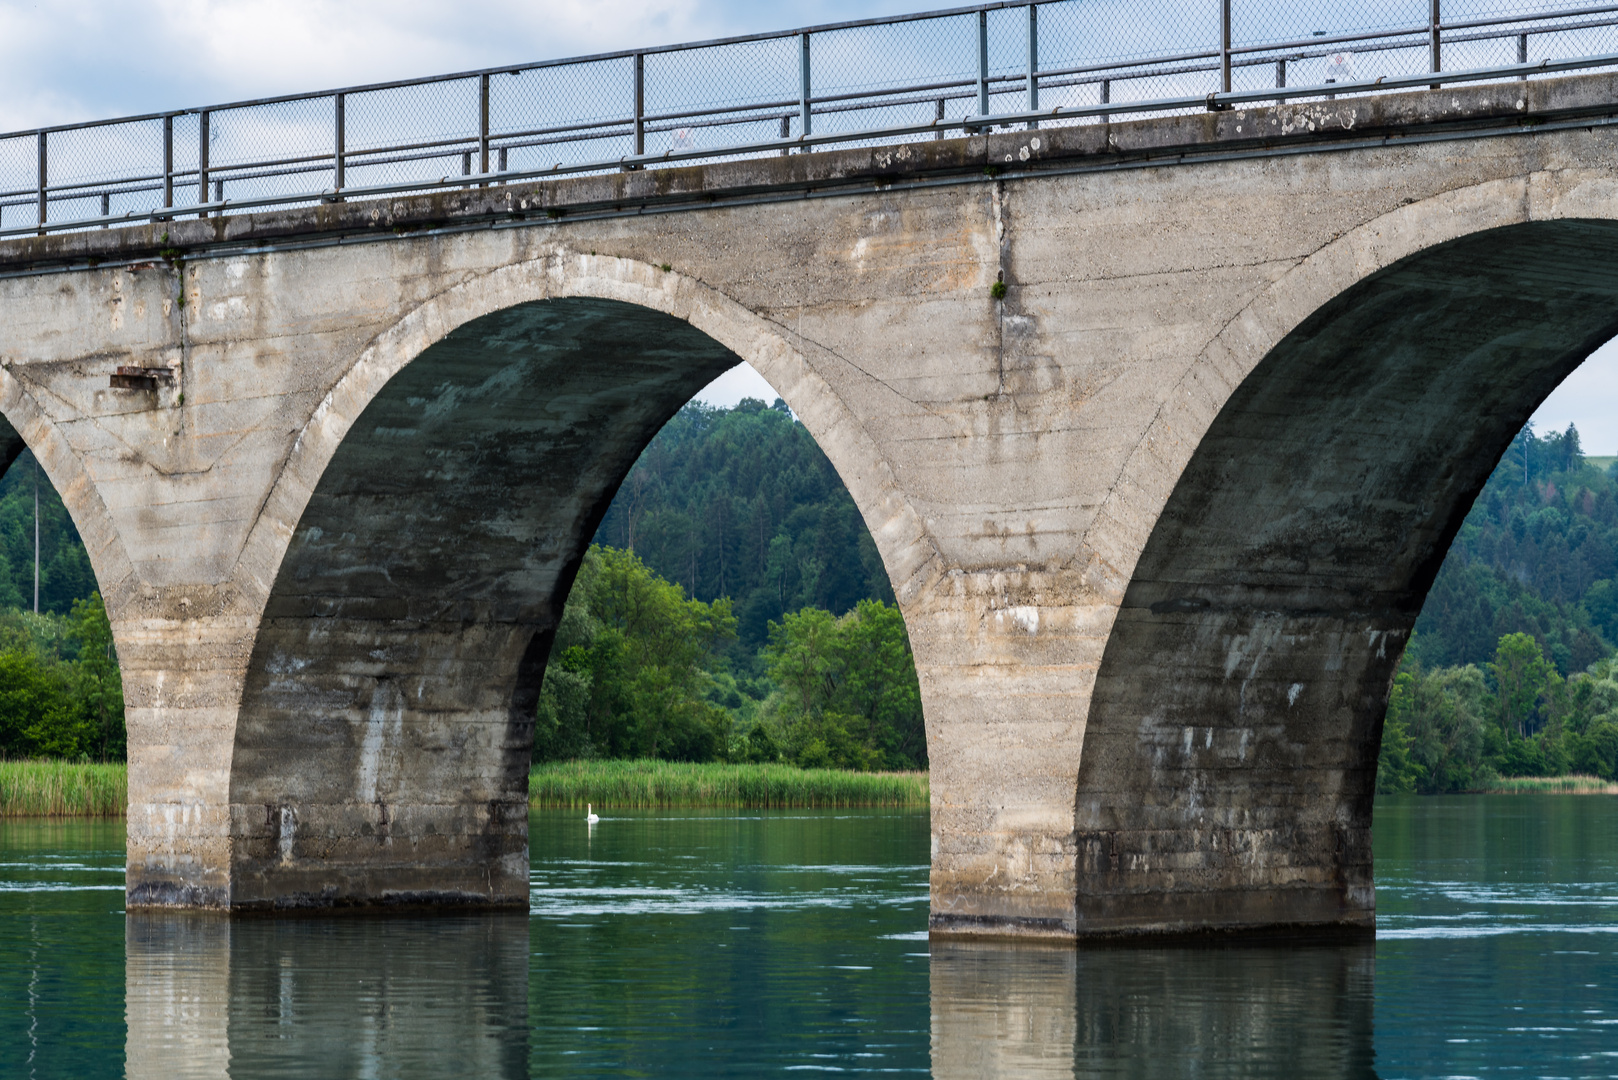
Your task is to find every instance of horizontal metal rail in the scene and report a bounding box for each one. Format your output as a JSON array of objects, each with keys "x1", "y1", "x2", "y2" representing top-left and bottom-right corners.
[{"x1": 3, "y1": 1, "x2": 1618, "y2": 239}]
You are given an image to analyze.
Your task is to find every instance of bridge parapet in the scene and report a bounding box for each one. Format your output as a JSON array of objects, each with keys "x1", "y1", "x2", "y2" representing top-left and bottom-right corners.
[{"x1": 4, "y1": 0, "x2": 1615, "y2": 241}]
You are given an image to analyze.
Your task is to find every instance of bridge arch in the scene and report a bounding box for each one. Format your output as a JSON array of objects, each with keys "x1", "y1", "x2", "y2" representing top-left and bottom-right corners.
[
  {"x1": 224, "y1": 257, "x2": 937, "y2": 907},
  {"x1": 235, "y1": 254, "x2": 937, "y2": 612},
  {"x1": 1079, "y1": 215, "x2": 1618, "y2": 935}
]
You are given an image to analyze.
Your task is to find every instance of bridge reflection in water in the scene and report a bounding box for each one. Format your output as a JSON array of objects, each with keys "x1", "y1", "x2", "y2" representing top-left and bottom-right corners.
[
  {"x1": 122, "y1": 912, "x2": 1377, "y2": 1078},
  {"x1": 124, "y1": 914, "x2": 531, "y2": 1079},
  {"x1": 929, "y1": 940, "x2": 1377, "y2": 1080}
]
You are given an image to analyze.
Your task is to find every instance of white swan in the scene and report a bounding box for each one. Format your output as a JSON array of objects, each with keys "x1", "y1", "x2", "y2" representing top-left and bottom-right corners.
[{"x1": 586, "y1": 803, "x2": 600, "y2": 824}]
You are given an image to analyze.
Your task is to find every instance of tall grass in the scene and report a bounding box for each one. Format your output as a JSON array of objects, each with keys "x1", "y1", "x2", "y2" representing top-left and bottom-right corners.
[
  {"x1": 529, "y1": 759, "x2": 929, "y2": 808},
  {"x1": 1479, "y1": 774, "x2": 1618, "y2": 795},
  {"x1": 0, "y1": 759, "x2": 126, "y2": 816},
  {"x1": 0, "y1": 759, "x2": 928, "y2": 816}
]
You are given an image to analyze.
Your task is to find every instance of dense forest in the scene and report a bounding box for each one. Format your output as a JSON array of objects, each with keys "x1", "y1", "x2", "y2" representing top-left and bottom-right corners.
[
  {"x1": 1406, "y1": 423, "x2": 1614, "y2": 673},
  {"x1": 14, "y1": 391, "x2": 1618, "y2": 788},
  {"x1": 593, "y1": 399, "x2": 894, "y2": 655},
  {"x1": 1377, "y1": 422, "x2": 1618, "y2": 789}
]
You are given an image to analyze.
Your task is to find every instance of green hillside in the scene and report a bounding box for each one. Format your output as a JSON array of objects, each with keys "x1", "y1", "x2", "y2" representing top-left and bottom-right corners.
[{"x1": 593, "y1": 399, "x2": 894, "y2": 657}]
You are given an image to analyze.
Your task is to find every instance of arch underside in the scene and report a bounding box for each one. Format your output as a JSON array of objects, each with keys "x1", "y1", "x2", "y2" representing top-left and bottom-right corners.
[
  {"x1": 228, "y1": 298, "x2": 740, "y2": 908},
  {"x1": 1081, "y1": 220, "x2": 1618, "y2": 935}
]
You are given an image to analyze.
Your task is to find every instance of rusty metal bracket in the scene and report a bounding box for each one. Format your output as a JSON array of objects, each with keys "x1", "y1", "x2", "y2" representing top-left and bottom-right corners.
[{"x1": 110, "y1": 366, "x2": 175, "y2": 390}]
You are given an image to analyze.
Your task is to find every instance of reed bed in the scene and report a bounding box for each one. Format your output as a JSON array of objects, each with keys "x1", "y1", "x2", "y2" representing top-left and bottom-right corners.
[
  {"x1": 0, "y1": 759, "x2": 127, "y2": 817},
  {"x1": 1478, "y1": 774, "x2": 1618, "y2": 795},
  {"x1": 529, "y1": 759, "x2": 929, "y2": 808},
  {"x1": 0, "y1": 759, "x2": 928, "y2": 816}
]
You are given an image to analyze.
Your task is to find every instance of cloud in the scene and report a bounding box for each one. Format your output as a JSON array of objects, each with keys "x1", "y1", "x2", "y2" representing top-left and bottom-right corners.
[
  {"x1": 1533, "y1": 339, "x2": 1618, "y2": 455},
  {"x1": 0, "y1": 0, "x2": 937, "y2": 131}
]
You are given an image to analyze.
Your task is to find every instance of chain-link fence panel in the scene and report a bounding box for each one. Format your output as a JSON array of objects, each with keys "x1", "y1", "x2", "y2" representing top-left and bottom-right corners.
[
  {"x1": 1035, "y1": 0, "x2": 1222, "y2": 125},
  {"x1": 643, "y1": 36, "x2": 797, "y2": 164},
  {"x1": 344, "y1": 78, "x2": 481, "y2": 193},
  {"x1": 1442, "y1": 9, "x2": 1618, "y2": 82},
  {"x1": 1235, "y1": 0, "x2": 1427, "y2": 45},
  {"x1": 196, "y1": 96, "x2": 336, "y2": 208},
  {"x1": 0, "y1": 134, "x2": 35, "y2": 230},
  {"x1": 493, "y1": 58, "x2": 635, "y2": 175},
  {"x1": 807, "y1": 13, "x2": 978, "y2": 149}
]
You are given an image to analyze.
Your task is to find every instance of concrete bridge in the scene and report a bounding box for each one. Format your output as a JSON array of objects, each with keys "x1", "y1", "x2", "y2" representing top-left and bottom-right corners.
[{"x1": 5, "y1": 71, "x2": 1617, "y2": 938}]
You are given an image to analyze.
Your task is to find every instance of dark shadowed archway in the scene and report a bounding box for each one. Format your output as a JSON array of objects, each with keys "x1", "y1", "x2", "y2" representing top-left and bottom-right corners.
[
  {"x1": 227, "y1": 297, "x2": 744, "y2": 908},
  {"x1": 1079, "y1": 219, "x2": 1618, "y2": 936}
]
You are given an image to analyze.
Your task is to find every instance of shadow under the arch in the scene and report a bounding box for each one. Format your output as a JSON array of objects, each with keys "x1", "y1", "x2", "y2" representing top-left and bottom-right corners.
[
  {"x1": 1078, "y1": 218, "x2": 1618, "y2": 938},
  {"x1": 226, "y1": 296, "x2": 742, "y2": 911}
]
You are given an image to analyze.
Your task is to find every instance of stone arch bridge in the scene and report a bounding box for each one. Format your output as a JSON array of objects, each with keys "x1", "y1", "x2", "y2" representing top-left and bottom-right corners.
[{"x1": 4, "y1": 73, "x2": 1616, "y2": 939}]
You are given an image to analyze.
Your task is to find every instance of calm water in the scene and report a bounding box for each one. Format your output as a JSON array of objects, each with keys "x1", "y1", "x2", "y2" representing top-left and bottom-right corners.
[{"x1": 1, "y1": 797, "x2": 1615, "y2": 1078}]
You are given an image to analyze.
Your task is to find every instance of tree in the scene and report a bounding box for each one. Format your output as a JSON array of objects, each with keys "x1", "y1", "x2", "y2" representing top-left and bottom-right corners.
[
  {"x1": 761, "y1": 600, "x2": 926, "y2": 771},
  {"x1": 533, "y1": 546, "x2": 736, "y2": 762},
  {"x1": 67, "y1": 593, "x2": 123, "y2": 761},
  {"x1": 1490, "y1": 632, "x2": 1554, "y2": 738}
]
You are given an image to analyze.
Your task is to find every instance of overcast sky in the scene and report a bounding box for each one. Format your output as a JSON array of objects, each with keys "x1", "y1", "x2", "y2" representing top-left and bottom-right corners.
[
  {"x1": 0, "y1": 1, "x2": 950, "y2": 132},
  {"x1": 5, "y1": 1, "x2": 1615, "y2": 440}
]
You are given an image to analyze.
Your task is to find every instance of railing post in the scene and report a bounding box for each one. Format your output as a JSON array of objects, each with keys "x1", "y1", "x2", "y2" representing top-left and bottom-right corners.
[
  {"x1": 634, "y1": 53, "x2": 646, "y2": 156},
  {"x1": 1220, "y1": 0, "x2": 1232, "y2": 93},
  {"x1": 977, "y1": 10, "x2": 990, "y2": 120},
  {"x1": 780, "y1": 115, "x2": 790, "y2": 156},
  {"x1": 1026, "y1": 4, "x2": 1039, "y2": 130},
  {"x1": 478, "y1": 73, "x2": 491, "y2": 183},
  {"x1": 163, "y1": 115, "x2": 174, "y2": 214},
  {"x1": 1276, "y1": 57, "x2": 1287, "y2": 105},
  {"x1": 334, "y1": 93, "x2": 346, "y2": 194},
  {"x1": 1519, "y1": 32, "x2": 1529, "y2": 81},
  {"x1": 35, "y1": 131, "x2": 46, "y2": 235},
  {"x1": 1100, "y1": 78, "x2": 1110, "y2": 125},
  {"x1": 100, "y1": 192, "x2": 109, "y2": 228},
  {"x1": 1430, "y1": 0, "x2": 1442, "y2": 87},
  {"x1": 198, "y1": 109, "x2": 210, "y2": 218},
  {"x1": 799, "y1": 33, "x2": 812, "y2": 139},
  {"x1": 934, "y1": 97, "x2": 946, "y2": 140}
]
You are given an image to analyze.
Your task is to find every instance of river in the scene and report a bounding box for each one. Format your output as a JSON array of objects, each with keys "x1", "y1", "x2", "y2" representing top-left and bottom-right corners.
[{"x1": 2, "y1": 795, "x2": 1615, "y2": 1077}]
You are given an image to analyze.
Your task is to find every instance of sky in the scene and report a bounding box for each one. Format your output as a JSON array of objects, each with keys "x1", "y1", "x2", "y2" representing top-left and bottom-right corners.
[
  {"x1": 0, "y1": 1, "x2": 950, "y2": 132},
  {"x1": 1529, "y1": 341, "x2": 1618, "y2": 456},
  {"x1": 4, "y1": 1, "x2": 1616, "y2": 437}
]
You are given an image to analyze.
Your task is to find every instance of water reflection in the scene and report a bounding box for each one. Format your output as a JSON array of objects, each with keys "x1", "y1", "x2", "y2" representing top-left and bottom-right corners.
[
  {"x1": 931, "y1": 938, "x2": 1378, "y2": 1080},
  {"x1": 125, "y1": 913, "x2": 529, "y2": 1080}
]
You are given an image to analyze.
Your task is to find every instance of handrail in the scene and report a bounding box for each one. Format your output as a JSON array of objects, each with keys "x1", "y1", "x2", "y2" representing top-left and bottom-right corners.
[{"x1": 2, "y1": 1, "x2": 1616, "y2": 238}]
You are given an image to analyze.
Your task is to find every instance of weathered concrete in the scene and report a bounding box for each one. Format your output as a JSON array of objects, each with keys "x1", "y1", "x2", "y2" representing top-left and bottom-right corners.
[{"x1": 4, "y1": 71, "x2": 1618, "y2": 933}]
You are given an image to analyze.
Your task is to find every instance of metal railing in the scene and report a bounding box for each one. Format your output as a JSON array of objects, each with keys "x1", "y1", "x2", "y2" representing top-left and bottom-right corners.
[{"x1": 4, "y1": 0, "x2": 1618, "y2": 240}]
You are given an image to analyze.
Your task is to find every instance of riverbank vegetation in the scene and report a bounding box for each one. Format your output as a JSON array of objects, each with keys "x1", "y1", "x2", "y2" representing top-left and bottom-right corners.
[
  {"x1": 0, "y1": 759, "x2": 923, "y2": 815},
  {"x1": 529, "y1": 759, "x2": 928, "y2": 807},
  {"x1": 1378, "y1": 635, "x2": 1618, "y2": 793},
  {"x1": 0, "y1": 759, "x2": 126, "y2": 816}
]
